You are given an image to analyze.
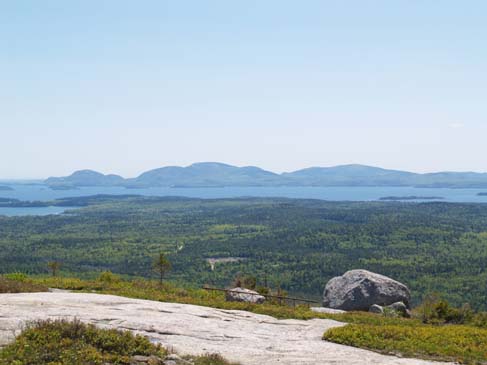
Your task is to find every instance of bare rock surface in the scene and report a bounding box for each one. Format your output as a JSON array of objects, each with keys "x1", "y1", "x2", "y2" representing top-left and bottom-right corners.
[
  {"x1": 310, "y1": 306, "x2": 346, "y2": 314},
  {"x1": 0, "y1": 292, "x2": 452, "y2": 365}
]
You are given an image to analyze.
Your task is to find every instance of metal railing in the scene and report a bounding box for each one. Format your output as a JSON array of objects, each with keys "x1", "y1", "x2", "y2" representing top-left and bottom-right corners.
[{"x1": 203, "y1": 286, "x2": 319, "y2": 307}]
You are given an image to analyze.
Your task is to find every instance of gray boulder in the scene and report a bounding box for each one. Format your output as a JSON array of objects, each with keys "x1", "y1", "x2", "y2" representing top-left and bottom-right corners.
[
  {"x1": 323, "y1": 270, "x2": 411, "y2": 311},
  {"x1": 387, "y1": 301, "x2": 411, "y2": 318},
  {"x1": 225, "y1": 287, "x2": 265, "y2": 304},
  {"x1": 368, "y1": 302, "x2": 411, "y2": 318},
  {"x1": 369, "y1": 304, "x2": 384, "y2": 314}
]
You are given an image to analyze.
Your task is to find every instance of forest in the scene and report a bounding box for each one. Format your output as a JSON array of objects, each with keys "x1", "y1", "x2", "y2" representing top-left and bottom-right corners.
[{"x1": 2, "y1": 195, "x2": 487, "y2": 309}]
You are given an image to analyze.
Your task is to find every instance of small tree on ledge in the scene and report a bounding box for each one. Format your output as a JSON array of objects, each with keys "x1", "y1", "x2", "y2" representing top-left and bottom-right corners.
[
  {"x1": 152, "y1": 253, "x2": 171, "y2": 286},
  {"x1": 47, "y1": 261, "x2": 61, "y2": 277}
]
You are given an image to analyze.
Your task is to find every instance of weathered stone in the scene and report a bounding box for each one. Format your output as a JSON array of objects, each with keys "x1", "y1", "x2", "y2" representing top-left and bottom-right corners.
[
  {"x1": 130, "y1": 355, "x2": 149, "y2": 364},
  {"x1": 0, "y1": 292, "x2": 451, "y2": 365},
  {"x1": 369, "y1": 302, "x2": 411, "y2": 318},
  {"x1": 148, "y1": 355, "x2": 164, "y2": 365},
  {"x1": 323, "y1": 270, "x2": 411, "y2": 311},
  {"x1": 163, "y1": 354, "x2": 192, "y2": 365},
  {"x1": 225, "y1": 287, "x2": 265, "y2": 304},
  {"x1": 369, "y1": 304, "x2": 384, "y2": 314},
  {"x1": 310, "y1": 307, "x2": 346, "y2": 314},
  {"x1": 164, "y1": 354, "x2": 182, "y2": 361},
  {"x1": 386, "y1": 301, "x2": 411, "y2": 318},
  {"x1": 131, "y1": 355, "x2": 164, "y2": 364}
]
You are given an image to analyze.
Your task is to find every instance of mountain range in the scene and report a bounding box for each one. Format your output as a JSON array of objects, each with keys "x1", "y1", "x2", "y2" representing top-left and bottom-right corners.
[{"x1": 45, "y1": 162, "x2": 487, "y2": 189}]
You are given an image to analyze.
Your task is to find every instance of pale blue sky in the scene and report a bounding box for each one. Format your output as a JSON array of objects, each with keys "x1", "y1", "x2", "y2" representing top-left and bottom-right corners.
[{"x1": 1, "y1": 1, "x2": 486, "y2": 178}]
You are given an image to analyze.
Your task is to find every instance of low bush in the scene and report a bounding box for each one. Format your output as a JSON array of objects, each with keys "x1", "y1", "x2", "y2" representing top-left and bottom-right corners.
[
  {"x1": 97, "y1": 270, "x2": 121, "y2": 284},
  {"x1": 323, "y1": 323, "x2": 487, "y2": 364},
  {"x1": 3, "y1": 272, "x2": 29, "y2": 281},
  {"x1": 187, "y1": 353, "x2": 240, "y2": 365},
  {"x1": 414, "y1": 293, "x2": 474, "y2": 325},
  {"x1": 232, "y1": 274, "x2": 257, "y2": 290},
  {"x1": 0, "y1": 276, "x2": 48, "y2": 293},
  {"x1": 0, "y1": 319, "x2": 166, "y2": 365}
]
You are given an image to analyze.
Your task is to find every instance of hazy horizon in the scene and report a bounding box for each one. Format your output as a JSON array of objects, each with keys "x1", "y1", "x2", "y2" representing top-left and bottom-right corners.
[
  {"x1": 2, "y1": 1, "x2": 487, "y2": 179},
  {"x1": 3, "y1": 161, "x2": 487, "y2": 181}
]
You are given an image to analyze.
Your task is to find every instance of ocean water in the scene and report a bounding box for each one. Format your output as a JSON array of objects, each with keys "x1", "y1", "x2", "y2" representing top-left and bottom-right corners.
[
  {"x1": 0, "y1": 206, "x2": 76, "y2": 217},
  {"x1": 0, "y1": 184, "x2": 486, "y2": 216}
]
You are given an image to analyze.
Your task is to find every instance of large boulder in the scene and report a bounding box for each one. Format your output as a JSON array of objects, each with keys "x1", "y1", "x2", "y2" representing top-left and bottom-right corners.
[
  {"x1": 322, "y1": 270, "x2": 411, "y2": 311},
  {"x1": 225, "y1": 287, "x2": 265, "y2": 304}
]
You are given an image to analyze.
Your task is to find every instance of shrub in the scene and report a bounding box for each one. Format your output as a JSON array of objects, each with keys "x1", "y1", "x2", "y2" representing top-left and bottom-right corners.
[
  {"x1": 382, "y1": 306, "x2": 400, "y2": 318},
  {"x1": 242, "y1": 276, "x2": 257, "y2": 290},
  {"x1": 3, "y1": 272, "x2": 28, "y2": 282},
  {"x1": 97, "y1": 270, "x2": 121, "y2": 284},
  {"x1": 188, "y1": 353, "x2": 240, "y2": 365},
  {"x1": 0, "y1": 276, "x2": 47, "y2": 293},
  {"x1": 0, "y1": 319, "x2": 166, "y2": 365},
  {"x1": 415, "y1": 294, "x2": 473, "y2": 325},
  {"x1": 256, "y1": 285, "x2": 270, "y2": 296},
  {"x1": 471, "y1": 312, "x2": 487, "y2": 328},
  {"x1": 231, "y1": 274, "x2": 257, "y2": 290}
]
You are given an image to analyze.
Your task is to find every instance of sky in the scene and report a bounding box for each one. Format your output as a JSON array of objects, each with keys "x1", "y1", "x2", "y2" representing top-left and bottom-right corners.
[{"x1": 1, "y1": 1, "x2": 487, "y2": 179}]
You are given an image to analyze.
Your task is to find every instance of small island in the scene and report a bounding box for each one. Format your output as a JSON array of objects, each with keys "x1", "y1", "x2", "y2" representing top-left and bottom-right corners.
[
  {"x1": 0, "y1": 197, "x2": 50, "y2": 208},
  {"x1": 48, "y1": 185, "x2": 79, "y2": 191},
  {"x1": 0, "y1": 185, "x2": 14, "y2": 191},
  {"x1": 477, "y1": 192, "x2": 487, "y2": 196},
  {"x1": 379, "y1": 196, "x2": 444, "y2": 201}
]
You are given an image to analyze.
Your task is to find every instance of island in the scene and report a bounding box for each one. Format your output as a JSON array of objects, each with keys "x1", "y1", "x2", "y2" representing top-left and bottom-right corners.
[
  {"x1": 379, "y1": 196, "x2": 444, "y2": 201},
  {"x1": 48, "y1": 185, "x2": 79, "y2": 191},
  {"x1": 0, "y1": 198, "x2": 51, "y2": 208},
  {"x1": 477, "y1": 192, "x2": 487, "y2": 196},
  {"x1": 0, "y1": 185, "x2": 14, "y2": 191}
]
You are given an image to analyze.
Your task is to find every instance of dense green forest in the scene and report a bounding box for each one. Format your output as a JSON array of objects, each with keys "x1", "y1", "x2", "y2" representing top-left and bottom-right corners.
[{"x1": 2, "y1": 195, "x2": 487, "y2": 309}]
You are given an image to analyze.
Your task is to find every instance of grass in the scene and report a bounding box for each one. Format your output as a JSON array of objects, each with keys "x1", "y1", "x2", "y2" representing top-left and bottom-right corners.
[
  {"x1": 187, "y1": 353, "x2": 240, "y2": 365},
  {"x1": 0, "y1": 319, "x2": 167, "y2": 365},
  {"x1": 323, "y1": 323, "x2": 487, "y2": 364},
  {"x1": 0, "y1": 274, "x2": 48, "y2": 293}
]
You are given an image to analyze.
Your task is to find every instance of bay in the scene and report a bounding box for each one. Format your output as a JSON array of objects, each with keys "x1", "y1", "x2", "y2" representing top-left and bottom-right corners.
[{"x1": 1, "y1": 184, "x2": 487, "y2": 216}]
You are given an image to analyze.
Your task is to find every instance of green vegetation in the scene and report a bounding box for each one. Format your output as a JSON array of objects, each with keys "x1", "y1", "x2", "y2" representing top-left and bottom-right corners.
[
  {"x1": 3, "y1": 196, "x2": 487, "y2": 309},
  {"x1": 188, "y1": 354, "x2": 239, "y2": 365},
  {"x1": 324, "y1": 324, "x2": 487, "y2": 364},
  {"x1": 152, "y1": 252, "x2": 171, "y2": 285},
  {"x1": 0, "y1": 319, "x2": 166, "y2": 365},
  {"x1": 0, "y1": 275, "x2": 47, "y2": 293},
  {"x1": 47, "y1": 260, "x2": 61, "y2": 277},
  {"x1": 323, "y1": 294, "x2": 487, "y2": 364}
]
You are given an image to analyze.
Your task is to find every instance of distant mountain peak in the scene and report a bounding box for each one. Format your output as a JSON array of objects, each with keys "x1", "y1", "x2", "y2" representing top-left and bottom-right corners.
[
  {"x1": 70, "y1": 169, "x2": 105, "y2": 177},
  {"x1": 189, "y1": 162, "x2": 235, "y2": 168},
  {"x1": 46, "y1": 170, "x2": 124, "y2": 187}
]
